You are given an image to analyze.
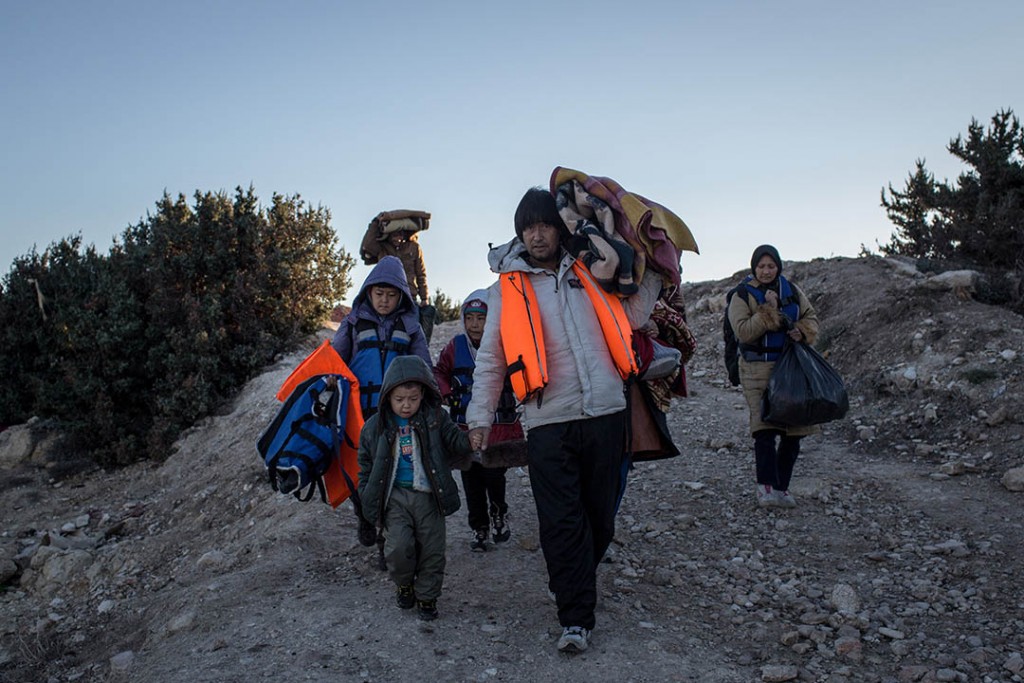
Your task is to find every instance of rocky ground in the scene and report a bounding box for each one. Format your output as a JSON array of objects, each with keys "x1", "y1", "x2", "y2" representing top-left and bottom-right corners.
[{"x1": 1, "y1": 254, "x2": 1023, "y2": 683}]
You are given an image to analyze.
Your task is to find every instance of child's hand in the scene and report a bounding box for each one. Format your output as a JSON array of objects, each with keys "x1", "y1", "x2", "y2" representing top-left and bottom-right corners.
[{"x1": 469, "y1": 427, "x2": 490, "y2": 451}]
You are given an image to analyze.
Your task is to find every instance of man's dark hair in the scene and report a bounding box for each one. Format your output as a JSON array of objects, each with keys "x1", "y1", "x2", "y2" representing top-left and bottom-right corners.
[{"x1": 514, "y1": 187, "x2": 566, "y2": 240}]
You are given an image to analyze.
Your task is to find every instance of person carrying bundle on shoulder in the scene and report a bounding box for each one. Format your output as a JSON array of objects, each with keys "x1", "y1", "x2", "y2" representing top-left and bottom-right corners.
[
  {"x1": 360, "y1": 209, "x2": 436, "y2": 341},
  {"x1": 466, "y1": 187, "x2": 661, "y2": 655}
]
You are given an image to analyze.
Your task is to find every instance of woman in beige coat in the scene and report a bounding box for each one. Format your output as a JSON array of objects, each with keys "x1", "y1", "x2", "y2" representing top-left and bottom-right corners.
[{"x1": 727, "y1": 245, "x2": 819, "y2": 508}]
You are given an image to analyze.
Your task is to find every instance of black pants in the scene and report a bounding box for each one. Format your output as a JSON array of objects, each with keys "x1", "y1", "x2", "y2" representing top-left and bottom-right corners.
[
  {"x1": 754, "y1": 429, "x2": 802, "y2": 491},
  {"x1": 460, "y1": 463, "x2": 508, "y2": 531},
  {"x1": 527, "y1": 411, "x2": 625, "y2": 631}
]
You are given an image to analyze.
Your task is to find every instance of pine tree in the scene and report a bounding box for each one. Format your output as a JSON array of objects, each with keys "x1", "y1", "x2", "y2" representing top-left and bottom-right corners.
[{"x1": 881, "y1": 109, "x2": 1024, "y2": 273}]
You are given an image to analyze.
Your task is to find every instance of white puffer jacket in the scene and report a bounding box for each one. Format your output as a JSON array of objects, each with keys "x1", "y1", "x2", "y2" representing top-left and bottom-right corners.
[{"x1": 465, "y1": 238, "x2": 660, "y2": 432}]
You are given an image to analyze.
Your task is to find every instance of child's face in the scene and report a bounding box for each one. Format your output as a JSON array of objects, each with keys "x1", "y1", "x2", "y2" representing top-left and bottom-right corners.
[
  {"x1": 369, "y1": 285, "x2": 400, "y2": 316},
  {"x1": 389, "y1": 383, "x2": 424, "y2": 419},
  {"x1": 464, "y1": 311, "x2": 486, "y2": 344}
]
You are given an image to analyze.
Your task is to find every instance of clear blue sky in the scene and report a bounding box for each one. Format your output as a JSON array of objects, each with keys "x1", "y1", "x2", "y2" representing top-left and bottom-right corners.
[{"x1": 2, "y1": 1, "x2": 1021, "y2": 303}]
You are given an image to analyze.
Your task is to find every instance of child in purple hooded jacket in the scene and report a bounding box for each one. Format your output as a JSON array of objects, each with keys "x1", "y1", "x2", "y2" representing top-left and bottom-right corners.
[{"x1": 332, "y1": 256, "x2": 431, "y2": 420}]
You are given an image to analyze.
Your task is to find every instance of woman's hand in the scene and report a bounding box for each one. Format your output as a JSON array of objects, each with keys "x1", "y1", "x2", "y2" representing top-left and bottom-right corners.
[
  {"x1": 765, "y1": 289, "x2": 779, "y2": 307},
  {"x1": 787, "y1": 327, "x2": 803, "y2": 342}
]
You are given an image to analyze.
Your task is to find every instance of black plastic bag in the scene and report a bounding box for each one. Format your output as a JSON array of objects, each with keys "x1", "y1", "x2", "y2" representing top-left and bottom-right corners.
[{"x1": 761, "y1": 341, "x2": 849, "y2": 427}]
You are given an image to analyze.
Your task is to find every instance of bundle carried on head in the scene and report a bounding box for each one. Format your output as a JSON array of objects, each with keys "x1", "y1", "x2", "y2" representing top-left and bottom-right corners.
[
  {"x1": 360, "y1": 209, "x2": 431, "y2": 265},
  {"x1": 375, "y1": 209, "x2": 431, "y2": 236}
]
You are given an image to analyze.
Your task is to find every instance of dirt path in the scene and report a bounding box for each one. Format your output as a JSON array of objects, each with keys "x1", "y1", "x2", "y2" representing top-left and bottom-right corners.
[{"x1": 3, "y1": 312, "x2": 1024, "y2": 682}]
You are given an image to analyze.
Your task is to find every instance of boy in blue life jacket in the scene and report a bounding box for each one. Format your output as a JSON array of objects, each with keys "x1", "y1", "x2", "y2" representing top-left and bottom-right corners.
[
  {"x1": 332, "y1": 256, "x2": 432, "y2": 420},
  {"x1": 434, "y1": 290, "x2": 526, "y2": 552},
  {"x1": 357, "y1": 355, "x2": 472, "y2": 621},
  {"x1": 333, "y1": 256, "x2": 431, "y2": 551}
]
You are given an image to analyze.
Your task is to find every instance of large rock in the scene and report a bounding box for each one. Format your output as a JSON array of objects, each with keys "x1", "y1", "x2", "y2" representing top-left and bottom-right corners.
[
  {"x1": 22, "y1": 546, "x2": 94, "y2": 597},
  {"x1": 830, "y1": 583, "x2": 860, "y2": 613},
  {"x1": 1001, "y1": 466, "x2": 1024, "y2": 492},
  {"x1": 918, "y1": 269, "x2": 979, "y2": 294},
  {"x1": 0, "y1": 423, "x2": 34, "y2": 469}
]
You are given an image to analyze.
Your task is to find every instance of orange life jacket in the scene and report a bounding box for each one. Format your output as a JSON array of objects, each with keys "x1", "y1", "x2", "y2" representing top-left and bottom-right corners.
[
  {"x1": 500, "y1": 272, "x2": 548, "y2": 402},
  {"x1": 275, "y1": 340, "x2": 364, "y2": 508},
  {"x1": 499, "y1": 262, "x2": 638, "y2": 403}
]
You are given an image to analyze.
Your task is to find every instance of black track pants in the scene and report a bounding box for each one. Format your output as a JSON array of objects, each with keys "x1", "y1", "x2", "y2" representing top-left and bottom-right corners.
[
  {"x1": 527, "y1": 411, "x2": 625, "y2": 630},
  {"x1": 460, "y1": 463, "x2": 508, "y2": 532}
]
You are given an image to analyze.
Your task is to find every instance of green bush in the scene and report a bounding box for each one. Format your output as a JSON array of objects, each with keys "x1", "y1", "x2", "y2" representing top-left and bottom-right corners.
[
  {"x1": 0, "y1": 187, "x2": 354, "y2": 466},
  {"x1": 432, "y1": 288, "x2": 463, "y2": 323}
]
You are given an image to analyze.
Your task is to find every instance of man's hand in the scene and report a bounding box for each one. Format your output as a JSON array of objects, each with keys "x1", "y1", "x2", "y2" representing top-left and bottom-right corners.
[{"x1": 469, "y1": 427, "x2": 491, "y2": 451}]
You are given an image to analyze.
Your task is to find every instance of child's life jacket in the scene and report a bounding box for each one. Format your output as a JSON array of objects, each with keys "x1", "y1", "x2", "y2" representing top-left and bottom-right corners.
[
  {"x1": 447, "y1": 334, "x2": 519, "y2": 425},
  {"x1": 257, "y1": 340, "x2": 364, "y2": 509},
  {"x1": 257, "y1": 373, "x2": 356, "y2": 503},
  {"x1": 349, "y1": 318, "x2": 411, "y2": 418}
]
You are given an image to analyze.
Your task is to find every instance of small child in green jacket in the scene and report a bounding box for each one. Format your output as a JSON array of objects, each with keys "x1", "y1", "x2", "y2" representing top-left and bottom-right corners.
[{"x1": 357, "y1": 354, "x2": 472, "y2": 620}]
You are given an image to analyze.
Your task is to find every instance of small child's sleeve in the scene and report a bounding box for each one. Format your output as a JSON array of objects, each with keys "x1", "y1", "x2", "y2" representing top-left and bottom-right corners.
[
  {"x1": 438, "y1": 409, "x2": 473, "y2": 458},
  {"x1": 434, "y1": 339, "x2": 455, "y2": 399},
  {"x1": 356, "y1": 419, "x2": 376, "y2": 496}
]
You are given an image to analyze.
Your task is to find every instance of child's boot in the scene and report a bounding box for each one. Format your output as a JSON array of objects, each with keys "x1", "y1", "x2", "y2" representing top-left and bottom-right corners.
[
  {"x1": 396, "y1": 584, "x2": 415, "y2": 610},
  {"x1": 417, "y1": 599, "x2": 438, "y2": 621},
  {"x1": 470, "y1": 528, "x2": 489, "y2": 552},
  {"x1": 491, "y1": 510, "x2": 510, "y2": 544}
]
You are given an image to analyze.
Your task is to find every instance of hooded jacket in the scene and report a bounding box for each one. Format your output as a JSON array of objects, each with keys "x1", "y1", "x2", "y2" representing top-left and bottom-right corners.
[
  {"x1": 356, "y1": 355, "x2": 472, "y2": 525},
  {"x1": 434, "y1": 288, "x2": 491, "y2": 410},
  {"x1": 465, "y1": 237, "x2": 660, "y2": 432},
  {"x1": 331, "y1": 257, "x2": 431, "y2": 415}
]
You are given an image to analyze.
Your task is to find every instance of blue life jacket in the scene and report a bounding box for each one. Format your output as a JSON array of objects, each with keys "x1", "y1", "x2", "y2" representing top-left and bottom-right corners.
[
  {"x1": 447, "y1": 334, "x2": 476, "y2": 424},
  {"x1": 741, "y1": 275, "x2": 800, "y2": 362},
  {"x1": 349, "y1": 318, "x2": 411, "y2": 418},
  {"x1": 448, "y1": 333, "x2": 518, "y2": 426},
  {"x1": 256, "y1": 374, "x2": 356, "y2": 503}
]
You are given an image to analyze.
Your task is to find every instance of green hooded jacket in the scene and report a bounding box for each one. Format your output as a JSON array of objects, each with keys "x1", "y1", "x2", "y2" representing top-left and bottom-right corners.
[{"x1": 357, "y1": 355, "x2": 472, "y2": 526}]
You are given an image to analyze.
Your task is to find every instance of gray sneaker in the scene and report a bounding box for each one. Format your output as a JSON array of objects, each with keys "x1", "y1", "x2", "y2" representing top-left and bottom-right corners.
[{"x1": 557, "y1": 626, "x2": 590, "y2": 654}]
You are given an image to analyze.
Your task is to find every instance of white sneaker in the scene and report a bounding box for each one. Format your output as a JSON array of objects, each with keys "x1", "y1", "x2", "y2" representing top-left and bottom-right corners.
[
  {"x1": 557, "y1": 626, "x2": 590, "y2": 653},
  {"x1": 775, "y1": 490, "x2": 797, "y2": 508},
  {"x1": 756, "y1": 484, "x2": 776, "y2": 508}
]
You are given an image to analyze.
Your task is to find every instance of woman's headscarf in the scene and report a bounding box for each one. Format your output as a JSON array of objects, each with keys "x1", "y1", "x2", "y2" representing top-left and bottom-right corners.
[{"x1": 750, "y1": 244, "x2": 783, "y2": 277}]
